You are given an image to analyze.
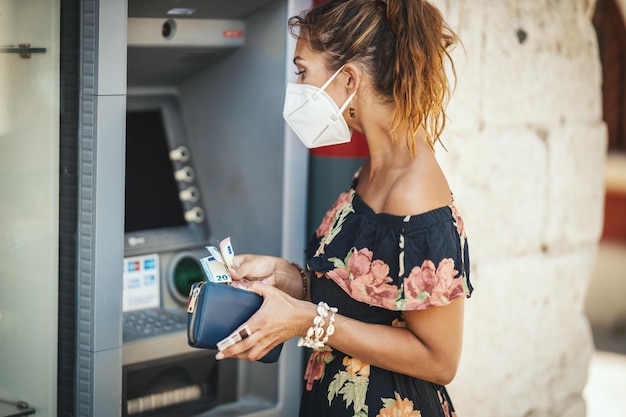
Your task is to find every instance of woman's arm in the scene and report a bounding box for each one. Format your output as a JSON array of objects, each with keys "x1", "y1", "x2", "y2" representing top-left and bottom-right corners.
[
  {"x1": 327, "y1": 297, "x2": 465, "y2": 384},
  {"x1": 217, "y1": 278, "x2": 465, "y2": 385}
]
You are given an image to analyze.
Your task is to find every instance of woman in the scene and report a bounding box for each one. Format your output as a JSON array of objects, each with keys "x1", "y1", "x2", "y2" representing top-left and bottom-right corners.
[{"x1": 217, "y1": 0, "x2": 474, "y2": 416}]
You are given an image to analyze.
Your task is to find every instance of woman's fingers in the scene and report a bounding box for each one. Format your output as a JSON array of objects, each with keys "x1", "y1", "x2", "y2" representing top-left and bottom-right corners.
[
  {"x1": 232, "y1": 279, "x2": 271, "y2": 297},
  {"x1": 215, "y1": 282, "x2": 293, "y2": 361},
  {"x1": 230, "y1": 254, "x2": 276, "y2": 282},
  {"x1": 215, "y1": 322, "x2": 280, "y2": 361},
  {"x1": 228, "y1": 254, "x2": 252, "y2": 280}
]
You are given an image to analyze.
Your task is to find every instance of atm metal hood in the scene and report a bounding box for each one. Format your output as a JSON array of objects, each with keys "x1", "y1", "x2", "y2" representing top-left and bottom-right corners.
[
  {"x1": 127, "y1": 18, "x2": 245, "y2": 87},
  {"x1": 126, "y1": 0, "x2": 279, "y2": 87}
]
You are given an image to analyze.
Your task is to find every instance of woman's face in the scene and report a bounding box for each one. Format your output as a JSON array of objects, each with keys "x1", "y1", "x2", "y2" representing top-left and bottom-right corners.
[{"x1": 292, "y1": 38, "x2": 347, "y2": 104}]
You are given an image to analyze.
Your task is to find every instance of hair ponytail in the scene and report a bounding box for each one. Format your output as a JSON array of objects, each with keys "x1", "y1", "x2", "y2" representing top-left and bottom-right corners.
[
  {"x1": 386, "y1": 0, "x2": 458, "y2": 154},
  {"x1": 288, "y1": 0, "x2": 457, "y2": 155}
]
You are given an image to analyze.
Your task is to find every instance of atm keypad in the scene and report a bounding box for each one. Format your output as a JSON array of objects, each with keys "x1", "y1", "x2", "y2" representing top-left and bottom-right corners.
[{"x1": 123, "y1": 308, "x2": 187, "y2": 338}]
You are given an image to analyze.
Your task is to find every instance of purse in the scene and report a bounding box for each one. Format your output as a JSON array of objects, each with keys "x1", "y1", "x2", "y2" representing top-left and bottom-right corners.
[{"x1": 187, "y1": 281, "x2": 283, "y2": 363}]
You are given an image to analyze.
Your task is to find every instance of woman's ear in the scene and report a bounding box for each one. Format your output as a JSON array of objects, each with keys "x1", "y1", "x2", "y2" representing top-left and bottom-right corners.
[{"x1": 341, "y1": 63, "x2": 361, "y2": 94}]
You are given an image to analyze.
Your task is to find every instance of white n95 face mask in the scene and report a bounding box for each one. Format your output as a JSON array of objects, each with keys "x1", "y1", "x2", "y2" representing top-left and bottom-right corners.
[{"x1": 283, "y1": 66, "x2": 357, "y2": 148}]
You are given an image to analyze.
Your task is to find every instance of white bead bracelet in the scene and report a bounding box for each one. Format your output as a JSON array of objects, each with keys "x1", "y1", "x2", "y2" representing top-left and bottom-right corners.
[{"x1": 297, "y1": 301, "x2": 337, "y2": 350}]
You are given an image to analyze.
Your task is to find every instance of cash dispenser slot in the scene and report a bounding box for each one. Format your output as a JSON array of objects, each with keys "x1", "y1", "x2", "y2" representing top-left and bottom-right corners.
[{"x1": 122, "y1": 351, "x2": 237, "y2": 417}]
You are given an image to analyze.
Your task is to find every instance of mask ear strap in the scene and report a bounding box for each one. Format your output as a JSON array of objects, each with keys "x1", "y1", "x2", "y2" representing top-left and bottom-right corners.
[
  {"x1": 337, "y1": 90, "x2": 357, "y2": 114},
  {"x1": 320, "y1": 65, "x2": 357, "y2": 114},
  {"x1": 320, "y1": 65, "x2": 345, "y2": 91}
]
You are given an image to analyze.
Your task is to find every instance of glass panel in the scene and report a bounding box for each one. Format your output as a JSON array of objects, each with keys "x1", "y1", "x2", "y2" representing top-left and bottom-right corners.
[{"x1": 0, "y1": 0, "x2": 60, "y2": 415}]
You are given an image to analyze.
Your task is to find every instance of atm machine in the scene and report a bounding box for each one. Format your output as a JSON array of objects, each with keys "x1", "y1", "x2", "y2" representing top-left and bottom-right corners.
[
  {"x1": 121, "y1": 93, "x2": 229, "y2": 416},
  {"x1": 117, "y1": 0, "x2": 309, "y2": 415}
]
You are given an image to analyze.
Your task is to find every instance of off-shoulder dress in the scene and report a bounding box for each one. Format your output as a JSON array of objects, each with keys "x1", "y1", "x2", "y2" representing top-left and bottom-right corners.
[{"x1": 299, "y1": 176, "x2": 473, "y2": 417}]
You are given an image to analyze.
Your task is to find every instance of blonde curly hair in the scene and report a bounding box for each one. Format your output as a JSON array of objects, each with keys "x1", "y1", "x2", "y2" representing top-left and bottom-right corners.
[{"x1": 289, "y1": 0, "x2": 458, "y2": 155}]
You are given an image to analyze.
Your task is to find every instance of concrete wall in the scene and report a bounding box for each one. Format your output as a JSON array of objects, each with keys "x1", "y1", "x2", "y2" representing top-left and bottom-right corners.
[{"x1": 431, "y1": 1, "x2": 606, "y2": 416}]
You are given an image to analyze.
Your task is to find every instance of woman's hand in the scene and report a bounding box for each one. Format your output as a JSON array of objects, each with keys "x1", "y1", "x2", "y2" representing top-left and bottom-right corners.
[
  {"x1": 229, "y1": 254, "x2": 284, "y2": 286},
  {"x1": 215, "y1": 280, "x2": 314, "y2": 362},
  {"x1": 215, "y1": 254, "x2": 314, "y2": 362},
  {"x1": 230, "y1": 254, "x2": 309, "y2": 300}
]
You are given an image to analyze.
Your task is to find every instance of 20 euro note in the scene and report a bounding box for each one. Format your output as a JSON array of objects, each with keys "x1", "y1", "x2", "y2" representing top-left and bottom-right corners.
[{"x1": 200, "y1": 237, "x2": 235, "y2": 284}]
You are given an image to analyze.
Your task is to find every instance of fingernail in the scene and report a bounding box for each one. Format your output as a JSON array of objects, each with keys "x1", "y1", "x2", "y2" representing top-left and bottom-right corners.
[
  {"x1": 215, "y1": 352, "x2": 224, "y2": 360},
  {"x1": 233, "y1": 280, "x2": 251, "y2": 290}
]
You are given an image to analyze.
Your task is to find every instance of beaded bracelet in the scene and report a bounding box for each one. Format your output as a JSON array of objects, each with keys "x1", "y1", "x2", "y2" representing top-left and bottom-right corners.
[
  {"x1": 292, "y1": 262, "x2": 308, "y2": 300},
  {"x1": 297, "y1": 301, "x2": 337, "y2": 350}
]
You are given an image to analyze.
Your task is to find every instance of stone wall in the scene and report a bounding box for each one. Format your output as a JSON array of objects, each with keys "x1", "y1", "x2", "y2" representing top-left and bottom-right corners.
[{"x1": 431, "y1": 1, "x2": 607, "y2": 416}]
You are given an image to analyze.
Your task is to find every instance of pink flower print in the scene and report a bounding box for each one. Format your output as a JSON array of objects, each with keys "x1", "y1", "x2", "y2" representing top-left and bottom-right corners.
[
  {"x1": 327, "y1": 248, "x2": 399, "y2": 309},
  {"x1": 437, "y1": 390, "x2": 449, "y2": 417},
  {"x1": 326, "y1": 262, "x2": 350, "y2": 287},
  {"x1": 403, "y1": 259, "x2": 464, "y2": 309},
  {"x1": 316, "y1": 191, "x2": 352, "y2": 238},
  {"x1": 450, "y1": 204, "x2": 465, "y2": 236},
  {"x1": 350, "y1": 263, "x2": 398, "y2": 309},
  {"x1": 348, "y1": 247, "x2": 378, "y2": 276}
]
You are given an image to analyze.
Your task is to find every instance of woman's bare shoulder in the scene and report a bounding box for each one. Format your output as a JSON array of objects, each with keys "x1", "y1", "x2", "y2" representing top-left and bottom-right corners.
[{"x1": 384, "y1": 166, "x2": 452, "y2": 217}]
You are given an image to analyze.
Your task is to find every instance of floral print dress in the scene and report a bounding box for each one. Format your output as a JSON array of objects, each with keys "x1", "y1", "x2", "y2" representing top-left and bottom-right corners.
[{"x1": 299, "y1": 176, "x2": 473, "y2": 417}]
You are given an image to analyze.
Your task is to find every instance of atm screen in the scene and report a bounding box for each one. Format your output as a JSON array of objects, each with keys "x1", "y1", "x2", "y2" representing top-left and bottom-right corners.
[{"x1": 125, "y1": 110, "x2": 186, "y2": 233}]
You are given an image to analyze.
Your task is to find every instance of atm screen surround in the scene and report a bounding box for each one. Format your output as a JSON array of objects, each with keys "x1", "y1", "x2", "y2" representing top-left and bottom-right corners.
[{"x1": 123, "y1": 95, "x2": 210, "y2": 256}]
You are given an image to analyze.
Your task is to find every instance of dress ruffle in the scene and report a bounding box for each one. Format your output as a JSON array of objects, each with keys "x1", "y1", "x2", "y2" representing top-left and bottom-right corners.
[{"x1": 306, "y1": 189, "x2": 472, "y2": 311}]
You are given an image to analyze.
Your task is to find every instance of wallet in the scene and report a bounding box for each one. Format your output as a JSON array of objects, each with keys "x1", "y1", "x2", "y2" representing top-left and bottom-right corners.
[{"x1": 187, "y1": 281, "x2": 283, "y2": 363}]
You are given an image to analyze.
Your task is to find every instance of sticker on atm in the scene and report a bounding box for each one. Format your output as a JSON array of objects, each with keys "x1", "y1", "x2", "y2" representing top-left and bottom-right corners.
[{"x1": 223, "y1": 30, "x2": 244, "y2": 38}]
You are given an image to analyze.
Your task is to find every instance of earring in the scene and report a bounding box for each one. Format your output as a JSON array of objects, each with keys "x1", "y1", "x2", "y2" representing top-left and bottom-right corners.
[{"x1": 349, "y1": 107, "x2": 356, "y2": 119}]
